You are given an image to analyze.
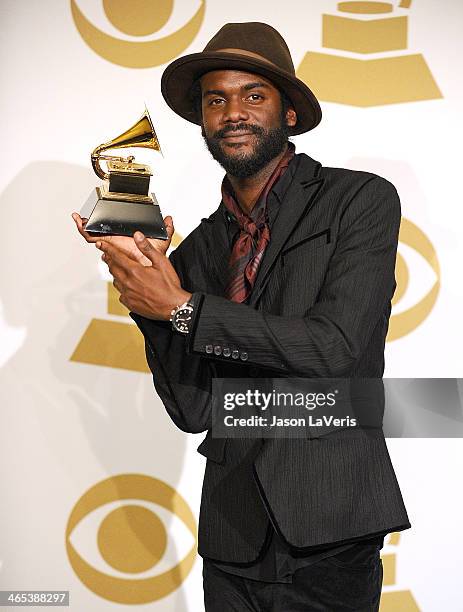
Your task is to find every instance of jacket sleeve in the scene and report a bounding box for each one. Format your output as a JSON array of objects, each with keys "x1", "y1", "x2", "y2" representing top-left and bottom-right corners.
[
  {"x1": 129, "y1": 249, "x2": 214, "y2": 434},
  {"x1": 185, "y1": 176, "x2": 401, "y2": 377}
]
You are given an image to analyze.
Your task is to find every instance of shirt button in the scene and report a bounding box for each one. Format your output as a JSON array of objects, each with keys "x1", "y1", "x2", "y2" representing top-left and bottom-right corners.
[
  {"x1": 223, "y1": 347, "x2": 231, "y2": 357},
  {"x1": 240, "y1": 352, "x2": 248, "y2": 361},
  {"x1": 205, "y1": 344, "x2": 213, "y2": 354},
  {"x1": 231, "y1": 350, "x2": 239, "y2": 359},
  {"x1": 214, "y1": 345, "x2": 222, "y2": 355}
]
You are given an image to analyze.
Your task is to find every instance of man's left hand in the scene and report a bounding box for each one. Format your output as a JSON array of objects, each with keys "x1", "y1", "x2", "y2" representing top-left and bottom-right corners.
[{"x1": 96, "y1": 231, "x2": 192, "y2": 321}]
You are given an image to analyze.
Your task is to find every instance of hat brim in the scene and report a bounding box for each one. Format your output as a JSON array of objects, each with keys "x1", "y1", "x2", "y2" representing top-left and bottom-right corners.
[{"x1": 161, "y1": 52, "x2": 322, "y2": 136}]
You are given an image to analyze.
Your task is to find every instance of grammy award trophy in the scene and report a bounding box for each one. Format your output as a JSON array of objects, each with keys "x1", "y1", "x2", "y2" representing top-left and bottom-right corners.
[{"x1": 80, "y1": 108, "x2": 168, "y2": 239}]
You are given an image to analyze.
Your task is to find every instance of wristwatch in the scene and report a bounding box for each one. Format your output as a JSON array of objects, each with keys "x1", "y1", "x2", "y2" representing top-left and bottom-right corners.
[{"x1": 170, "y1": 299, "x2": 195, "y2": 335}]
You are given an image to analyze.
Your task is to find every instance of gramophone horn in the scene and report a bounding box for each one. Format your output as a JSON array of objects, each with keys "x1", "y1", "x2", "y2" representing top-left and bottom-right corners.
[{"x1": 91, "y1": 108, "x2": 162, "y2": 180}]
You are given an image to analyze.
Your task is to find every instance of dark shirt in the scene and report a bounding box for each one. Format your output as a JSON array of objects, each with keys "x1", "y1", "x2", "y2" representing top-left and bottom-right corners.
[{"x1": 196, "y1": 153, "x2": 384, "y2": 582}]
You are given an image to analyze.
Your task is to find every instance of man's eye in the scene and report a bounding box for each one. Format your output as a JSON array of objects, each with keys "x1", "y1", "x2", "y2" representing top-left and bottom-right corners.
[
  {"x1": 247, "y1": 94, "x2": 263, "y2": 101},
  {"x1": 209, "y1": 98, "x2": 224, "y2": 106}
]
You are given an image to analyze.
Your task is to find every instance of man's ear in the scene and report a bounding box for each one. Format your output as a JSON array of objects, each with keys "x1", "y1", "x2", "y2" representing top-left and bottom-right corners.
[{"x1": 286, "y1": 107, "x2": 297, "y2": 128}]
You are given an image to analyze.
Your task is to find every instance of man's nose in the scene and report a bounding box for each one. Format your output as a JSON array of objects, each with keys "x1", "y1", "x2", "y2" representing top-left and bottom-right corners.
[{"x1": 223, "y1": 98, "x2": 249, "y2": 123}]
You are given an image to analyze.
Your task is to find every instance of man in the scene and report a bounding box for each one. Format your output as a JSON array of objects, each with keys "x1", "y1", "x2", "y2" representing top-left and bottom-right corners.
[{"x1": 73, "y1": 22, "x2": 411, "y2": 612}]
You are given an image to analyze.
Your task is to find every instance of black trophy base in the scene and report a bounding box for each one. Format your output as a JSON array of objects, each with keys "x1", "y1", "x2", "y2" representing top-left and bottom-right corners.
[{"x1": 80, "y1": 189, "x2": 168, "y2": 239}]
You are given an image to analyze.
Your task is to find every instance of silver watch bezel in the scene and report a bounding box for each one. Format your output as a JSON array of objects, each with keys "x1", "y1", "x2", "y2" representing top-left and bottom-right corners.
[{"x1": 170, "y1": 301, "x2": 194, "y2": 334}]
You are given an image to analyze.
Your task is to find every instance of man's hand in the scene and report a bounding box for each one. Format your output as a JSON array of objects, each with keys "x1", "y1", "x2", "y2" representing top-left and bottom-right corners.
[
  {"x1": 71, "y1": 212, "x2": 175, "y2": 266},
  {"x1": 96, "y1": 231, "x2": 192, "y2": 321}
]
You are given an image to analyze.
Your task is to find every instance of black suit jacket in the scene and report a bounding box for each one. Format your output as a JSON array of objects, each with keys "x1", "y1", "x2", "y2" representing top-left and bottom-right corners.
[{"x1": 130, "y1": 152, "x2": 411, "y2": 563}]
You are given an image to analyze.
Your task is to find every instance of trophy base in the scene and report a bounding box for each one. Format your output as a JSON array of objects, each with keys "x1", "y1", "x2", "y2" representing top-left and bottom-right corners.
[{"x1": 81, "y1": 188, "x2": 168, "y2": 239}]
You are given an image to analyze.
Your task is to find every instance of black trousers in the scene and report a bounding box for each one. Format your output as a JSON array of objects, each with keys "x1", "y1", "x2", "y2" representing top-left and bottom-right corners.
[{"x1": 202, "y1": 542, "x2": 383, "y2": 612}]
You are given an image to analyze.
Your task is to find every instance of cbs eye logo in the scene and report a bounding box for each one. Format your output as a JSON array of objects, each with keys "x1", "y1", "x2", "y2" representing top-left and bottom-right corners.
[
  {"x1": 388, "y1": 217, "x2": 440, "y2": 341},
  {"x1": 65, "y1": 474, "x2": 197, "y2": 604},
  {"x1": 70, "y1": 0, "x2": 206, "y2": 68}
]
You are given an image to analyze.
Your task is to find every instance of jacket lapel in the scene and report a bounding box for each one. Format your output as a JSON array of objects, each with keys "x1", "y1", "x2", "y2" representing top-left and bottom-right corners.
[
  {"x1": 248, "y1": 154, "x2": 324, "y2": 307},
  {"x1": 203, "y1": 206, "x2": 231, "y2": 295}
]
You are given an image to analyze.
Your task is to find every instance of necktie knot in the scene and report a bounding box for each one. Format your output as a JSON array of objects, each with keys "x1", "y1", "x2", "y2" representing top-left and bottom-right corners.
[{"x1": 242, "y1": 217, "x2": 258, "y2": 238}]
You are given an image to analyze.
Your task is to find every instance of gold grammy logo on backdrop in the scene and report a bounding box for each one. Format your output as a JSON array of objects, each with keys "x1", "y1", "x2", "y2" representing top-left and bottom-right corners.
[
  {"x1": 298, "y1": 0, "x2": 442, "y2": 106},
  {"x1": 380, "y1": 531, "x2": 420, "y2": 610},
  {"x1": 70, "y1": 232, "x2": 183, "y2": 372},
  {"x1": 66, "y1": 474, "x2": 197, "y2": 604},
  {"x1": 387, "y1": 217, "x2": 440, "y2": 341},
  {"x1": 70, "y1": 0, "x2": 205, "y2": 68}
]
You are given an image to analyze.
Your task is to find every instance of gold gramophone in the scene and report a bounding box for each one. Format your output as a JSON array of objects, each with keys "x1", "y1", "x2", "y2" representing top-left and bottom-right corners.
[{"x1": 80, "y1": 108, "x2": 168, "y2": 239}]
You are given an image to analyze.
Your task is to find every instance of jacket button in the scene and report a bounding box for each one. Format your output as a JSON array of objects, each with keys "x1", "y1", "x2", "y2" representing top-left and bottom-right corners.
[
  {"x1": 205, "y1": 344, "x2": 213, "y2": 354},
  {"x1": 214, "y1": 345, "x2": 222, "y2": 355},
  {"x1": 249, "y1": 366, "x2": 259, "y2": 376},
  {"x1": 223, "y1": 347, "x2": 231, "y2": 357},
  {"x1": 231, "y1": 350, "x2": 239, "y2": 359},
  {"x1": 240, "y1": 352, "x2": 248, "y2": 361}
]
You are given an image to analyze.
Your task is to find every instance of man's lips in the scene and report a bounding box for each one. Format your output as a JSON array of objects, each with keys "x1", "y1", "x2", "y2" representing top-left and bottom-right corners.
[
  {"x1": 222, "y1": 132, "x2": 254, "y2": 145},
  {"x1": 221, "y1": 132, "x2": 254, "y2": 142}
]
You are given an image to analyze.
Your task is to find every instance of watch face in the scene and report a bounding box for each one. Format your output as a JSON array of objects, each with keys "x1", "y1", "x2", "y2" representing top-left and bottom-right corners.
[{"x1": 174, "y1": 306, "x2": 193, "y2": 333}]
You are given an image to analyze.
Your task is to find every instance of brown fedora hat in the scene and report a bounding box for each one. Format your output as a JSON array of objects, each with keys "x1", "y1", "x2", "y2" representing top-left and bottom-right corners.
[{"x1": 161, "y1": 22, "x2": 321, "y2": 136}]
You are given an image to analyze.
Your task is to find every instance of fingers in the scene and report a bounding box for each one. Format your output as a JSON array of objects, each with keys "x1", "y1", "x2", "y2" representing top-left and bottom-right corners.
[
  {"x1": 163, "y1": 215, "x2": 175, "y2": 250},
  {"x1": 147, "y1": 215, "x2": 175, "y2": 251},
  {"x1": 164, "y1": 215, "x2": 175, "y2": 240},
  {"x1": 71, "y1": 212, "x2": 83, "y2": 233},
  {"x1": 133, "y1": 231, "x2": 162, "y2": 265},
  {"x1": 72, "y1": 212, "x2": 87, "y2": 230},
  {"x1": 96, "y1": 240, "x2": 132, "y2": 279},
  {"x1": 71, "y1": 212, "x2": 95, "y2": 243},
  {"x1": 112, "y1": 276, "x2": 129, "y2": 309}
]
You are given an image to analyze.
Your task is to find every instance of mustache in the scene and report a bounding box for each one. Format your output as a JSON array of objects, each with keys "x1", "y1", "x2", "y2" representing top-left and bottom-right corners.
[{"x1": 212, "y1": 123, "x2": 265, "y2": 139}]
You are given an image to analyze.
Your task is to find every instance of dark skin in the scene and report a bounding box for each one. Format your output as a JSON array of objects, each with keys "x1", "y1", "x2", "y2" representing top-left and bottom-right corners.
[
  {"x1": 72, "y1": 69, "x2": 297, "y2": 320},
  {"x1": 201, "y1": 70, "x2": 297, "y2": 214}
]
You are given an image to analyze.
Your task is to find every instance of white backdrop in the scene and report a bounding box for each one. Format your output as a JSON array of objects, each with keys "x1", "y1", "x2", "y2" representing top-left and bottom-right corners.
[{"x1": 1, "y1": 1, "x2": 462, "y2": 610}]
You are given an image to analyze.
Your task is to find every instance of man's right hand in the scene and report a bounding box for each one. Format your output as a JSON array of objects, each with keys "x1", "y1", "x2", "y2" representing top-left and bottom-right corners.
[{"x1": 71, "y1": 212, "x2": 175, "y2": 266}]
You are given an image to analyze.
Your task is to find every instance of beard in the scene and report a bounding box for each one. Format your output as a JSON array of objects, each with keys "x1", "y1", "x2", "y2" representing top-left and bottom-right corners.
[{"x1": 201, "y1": 111, "x2": 290, "y2": 179}]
